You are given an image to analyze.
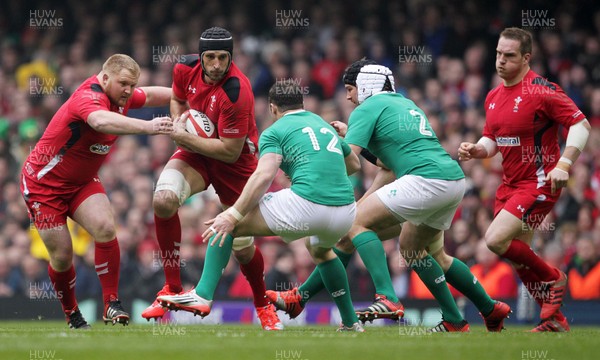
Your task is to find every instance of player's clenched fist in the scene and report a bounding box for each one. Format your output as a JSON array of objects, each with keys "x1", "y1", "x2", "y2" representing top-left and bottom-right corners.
[
  {"x1": 330, "y1": 121, "x2": 348, "y2": 138},
  {"x1": 149, "y1": 116, "x2": 173, "y2": 135},
  {"x1": 458, "y1": 142, "x2": 476, "y2": 161},
  {"x1": 545, "y1": 166, "x2": 570, "y2": 195}
]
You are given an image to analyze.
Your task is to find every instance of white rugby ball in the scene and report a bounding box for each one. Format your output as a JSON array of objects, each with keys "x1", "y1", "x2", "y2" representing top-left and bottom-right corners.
[{"x1": 183, "y1": 109, "x2": 217, "y2": 138}]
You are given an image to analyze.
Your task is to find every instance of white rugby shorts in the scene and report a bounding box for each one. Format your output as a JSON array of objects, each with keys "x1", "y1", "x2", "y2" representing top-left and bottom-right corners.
[
  {"x1": 376, "y1": 175, "x2": 465, "y2": 231},
  {"x1": 258, "y1": 188, "x2": 356, "y2": 248}
]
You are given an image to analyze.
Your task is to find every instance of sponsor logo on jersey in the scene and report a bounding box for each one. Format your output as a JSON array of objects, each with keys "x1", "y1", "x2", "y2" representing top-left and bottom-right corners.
[
  {"x1": 89, "y1": 143, "x2": 111, "y2": 154},
  {"x1": 496, "y1": 136, "x2": 521, "y2": 146},
  {"x1": 488, "y1": 103, "x2": 495, "y2": 109},
  {"x1": 25, "y1": 162, "x2": 35, "y2": 176},
  {"x1": 222, "y1": 128, "x2": 239, "y2": 134},
  {"x1": 188, "y1": 85, "x2": 196, "y2": 94},
  {"x1": 434, "y1": 275, "x2": 446, "y2": 284}
]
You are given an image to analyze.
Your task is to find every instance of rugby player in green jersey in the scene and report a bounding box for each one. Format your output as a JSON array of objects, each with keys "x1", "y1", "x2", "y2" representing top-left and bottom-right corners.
[
  {"x1": 269, "y1": 60, "x2": 511, "y2": 332},
  {"x1": 158, "y1": 81, "x2": 364, "y2": 332}
]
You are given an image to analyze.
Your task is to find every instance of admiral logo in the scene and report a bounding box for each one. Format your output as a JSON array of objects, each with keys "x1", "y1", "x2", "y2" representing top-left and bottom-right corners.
[
  {"x1": 496, "y1": 136, "x2": 521, "y2": 146},
  {"x1": 25, "y1": 162, "x2": 35, "y2": 176},
  {"x1": 89, "y1": 144, "x2": 111, "y2": 154}
]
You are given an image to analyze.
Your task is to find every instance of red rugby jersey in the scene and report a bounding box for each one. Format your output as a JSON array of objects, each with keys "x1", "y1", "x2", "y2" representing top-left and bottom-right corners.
[
  {"x1": 483, "y1": 70, "x2": 586, "y2": 189},
  {"x1": 23, "y1": 76, "x2": 146, "y2": 186},
  {"x1": 172, "y1": 56, "x2": 258, "y2": 157}
]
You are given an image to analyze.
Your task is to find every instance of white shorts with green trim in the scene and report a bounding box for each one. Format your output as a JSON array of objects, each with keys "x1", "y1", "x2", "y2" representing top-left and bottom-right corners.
[
  {"x1": 376, "y1": 175, "x2": 465, "y2": 231},
  {"x1": 258, "y1": 188, "x2": 356, "y2": 248}
]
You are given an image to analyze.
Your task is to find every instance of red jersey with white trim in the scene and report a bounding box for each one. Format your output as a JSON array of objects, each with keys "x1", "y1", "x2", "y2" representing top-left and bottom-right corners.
[
  {"x1": 172, "y1": 57, "x2": 258, "y2": 156},
  {"x1": 483, "y1": 70, "x2": 586, "y2": 189},
  {"x1": 22, "y1": 76, "x2": 146, "y2": 186}
]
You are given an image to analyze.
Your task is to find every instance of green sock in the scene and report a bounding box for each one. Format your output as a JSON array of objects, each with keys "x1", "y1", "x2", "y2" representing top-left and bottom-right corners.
[
  {"x1": 298, "y1": 248, "x2": 353, "y2": 306},
  {"x1": 351, "y1": 231, "x2": 398, "y2": 302},
  {"x1": 195, "y1": 234, "x2": 234, "y2": 300},
  {"x1": 411, "y1": 255, "x2": 463, "y2": 323},
  {"x1": 444, "y1": 258, "x2": 496, "y2": 316},
  {"x1": 317, "y1": 257, "x2": 358, "y2": 327}
]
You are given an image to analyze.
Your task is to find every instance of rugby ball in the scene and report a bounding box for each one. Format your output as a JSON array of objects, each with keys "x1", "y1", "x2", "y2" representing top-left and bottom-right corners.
[{"x1": 183, "y1": 109, "x2": 217, "y2": 138}]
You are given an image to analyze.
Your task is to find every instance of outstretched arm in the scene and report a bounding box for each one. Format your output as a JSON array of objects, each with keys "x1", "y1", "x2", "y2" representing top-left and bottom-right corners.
[
  {"x1": 87, "y1": 110, "x2": 172, "y2": 135},
  {"x1": 203, "y1": 153, "x2": 281, "y2": 244},
  {"x1": 458, "y1": 137, "x2": 497, "y2": 161}
]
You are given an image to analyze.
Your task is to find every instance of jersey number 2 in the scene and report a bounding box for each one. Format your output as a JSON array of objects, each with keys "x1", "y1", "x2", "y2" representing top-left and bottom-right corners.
[
  {"x1": 409, "y1": 109, "x2": 432, "y2": 137},
  {"x1": 302, "y1": 127, "x2": 342, "y2": 155}
]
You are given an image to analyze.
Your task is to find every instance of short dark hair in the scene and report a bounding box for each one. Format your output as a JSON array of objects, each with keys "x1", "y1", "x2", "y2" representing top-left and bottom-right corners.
[
  {"x1": 500, "y1": 27, "x2": 532, "y2": 55},
  {"x1": 342, "y1": 58, "x2": 377, "y2": 87},
  {"x1": 268, "y1": 82, "x2": 303, "y2": 112}
]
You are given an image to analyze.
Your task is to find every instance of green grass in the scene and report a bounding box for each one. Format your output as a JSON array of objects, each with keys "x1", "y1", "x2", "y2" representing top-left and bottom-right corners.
[{"x1": 1, "y1": 321, "x2": 598, "y2": 360}]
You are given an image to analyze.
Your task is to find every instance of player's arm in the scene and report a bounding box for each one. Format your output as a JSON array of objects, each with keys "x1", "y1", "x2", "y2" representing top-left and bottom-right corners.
[
  {"x1": 229, "y1": 152, "x2": 280, "y2": 216},
  {"x1": 458, "y1": 137, "x2": 497, "y2": 161},
  {"x1": 360, "y1": 167, "x2": 396, "y2": 203},
  {"x1": 140, "y1": 86, "x2": 172, "y2": 107},
  {"x1": 344, "y1": 151, "x2": 360, "y2": 175},
  {"x1": 87, "y1": 110, "x2": 172, "y2": 135},
  {"x1": 170, "y1": 115, "x2": 245, "y2": 163},
  {"x1": 546, "y1": 119, "x2": 591, "y2": 194},
  {"x1": 340, "y1": 138, "x2": 360, "y2": 175},
  {"x1": 170, "y1": 93, "x2": 188, "y2": 122},
  {"x1": 203, "y1": 153, "x2": 281, "y2": 245}
]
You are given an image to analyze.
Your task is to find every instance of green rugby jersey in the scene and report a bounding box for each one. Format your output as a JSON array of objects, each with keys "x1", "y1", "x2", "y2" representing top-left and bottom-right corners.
[
  {"x1": 345, "y1": 92, "x2": 464, "y2": 180},
  {"x1": 259, "y1": 110, "x2": 355, "y2": 205}
]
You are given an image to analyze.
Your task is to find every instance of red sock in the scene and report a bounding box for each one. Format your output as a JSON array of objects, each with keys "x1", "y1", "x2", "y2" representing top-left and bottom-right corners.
[
  {"x1": 502, "y1": 239, "x2": 558, "y2": 281},
  {"x1": 239, "y1": 246, "x2": 268, "y2": 307},
  {"x1": 95, "y1": 239, "x2": 120, "y2": 303},
  {"x1": 48, "y1": 264, "x2": 77, "y2": 313},
  {"x1": 154, "y1": 214, "x2": 182, "y2": 292},
  {"x1": 516, "y1": 267, "x2": 565, "y2": 321},
  {"x1": 516, "y1": 267, "x2": 544, "y2": 307}
]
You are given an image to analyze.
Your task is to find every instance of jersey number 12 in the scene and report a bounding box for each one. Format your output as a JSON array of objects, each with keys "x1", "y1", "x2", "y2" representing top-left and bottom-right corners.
[{"x1": 302, "y1": 127, "x2": 342, "y2": 155}]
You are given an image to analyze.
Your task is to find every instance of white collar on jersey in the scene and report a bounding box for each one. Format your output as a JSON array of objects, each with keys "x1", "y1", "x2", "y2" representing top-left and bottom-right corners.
[{"x1": 282, "y1": 109, "x2": 306, "y2": 117}]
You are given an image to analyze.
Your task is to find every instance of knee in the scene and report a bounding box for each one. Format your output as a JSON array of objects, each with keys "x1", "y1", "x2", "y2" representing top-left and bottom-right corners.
[
  {"x1": 485, "y1": 232, "x2": 507, "y2": 255},
  {"x1": 308, "y1": 246, "x2": 334, "y2": 264},
  {"x1": 233, "y1": 245, "x2": 254, "y2": 264},
  {"x1": 399, "y1": 239, "x2": 419, "y2": 257},
  {"x1": 153, "y1": 191, "x2": 180, "y2": 218},
  {"x1": 347, "y1": 224, "x2": 368, "y2": 240},
  {"x1": 335, "y1": 236, "x2": 355, "y2": 253},
  {"x1": 49, "y1": 250, "x2": 73, "y2": 271},
  {"x1": 93, "y1": 220, "x2": 116, "y2": 242}
]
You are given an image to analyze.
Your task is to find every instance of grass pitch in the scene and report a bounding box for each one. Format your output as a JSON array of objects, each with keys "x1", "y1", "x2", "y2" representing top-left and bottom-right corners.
[{"x1": 1, "y1": 321, "x2": 598, "y2": 360}]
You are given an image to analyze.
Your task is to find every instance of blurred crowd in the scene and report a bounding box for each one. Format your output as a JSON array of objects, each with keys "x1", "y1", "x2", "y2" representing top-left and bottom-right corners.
[{"x1": 1, "y1": 0, "x2": 600, "y2": 304}]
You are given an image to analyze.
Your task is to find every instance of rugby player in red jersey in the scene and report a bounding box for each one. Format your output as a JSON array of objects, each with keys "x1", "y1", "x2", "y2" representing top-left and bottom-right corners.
[
  {"x1": 143, "y1": 27, "x2": 282, "y2": 330},
  {"x1": 459, "y1": 27, "x2": 591, "y2": 332},
  {"x1": 20, "y1": 54, "x2": 173, "y2": 329}
]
